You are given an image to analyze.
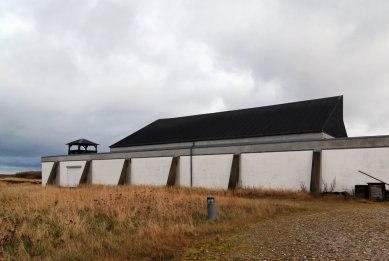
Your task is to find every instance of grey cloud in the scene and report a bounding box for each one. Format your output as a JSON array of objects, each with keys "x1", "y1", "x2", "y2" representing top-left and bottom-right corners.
[
  {"x1": 1, "y1": 0, "x2": 389, "y2": 172},
  {"x1": 175, "y1": 1, "x2": 389, "y2": 132}
]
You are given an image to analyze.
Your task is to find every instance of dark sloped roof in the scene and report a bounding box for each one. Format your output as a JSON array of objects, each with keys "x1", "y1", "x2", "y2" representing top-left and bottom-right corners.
[
  {"x1": 110, "y1": 96, "x2": 347, "y2": 148},
  {"x1": 67, "y1": 138, "x2": 99, "y2": 146}
]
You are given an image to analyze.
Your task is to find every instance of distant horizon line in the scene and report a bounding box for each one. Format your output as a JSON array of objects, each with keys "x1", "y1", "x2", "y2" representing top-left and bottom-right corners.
[{"x1": 0, "y1": 167, "x2": 41, "y2": 175}]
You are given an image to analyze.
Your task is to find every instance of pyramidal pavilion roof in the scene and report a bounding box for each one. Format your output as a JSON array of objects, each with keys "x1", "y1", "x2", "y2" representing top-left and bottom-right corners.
[
  {"x1": 110, "y1": 96, "x2": 348, "y2": 148},
  {"x1": 67, "y1": 139, "x2": 99, "y2": 146}
]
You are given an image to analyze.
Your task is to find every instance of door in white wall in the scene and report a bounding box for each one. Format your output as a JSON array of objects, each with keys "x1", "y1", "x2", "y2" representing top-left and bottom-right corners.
[{"x1": 66, "y1": 166, "x2": 82, "y2": 187}]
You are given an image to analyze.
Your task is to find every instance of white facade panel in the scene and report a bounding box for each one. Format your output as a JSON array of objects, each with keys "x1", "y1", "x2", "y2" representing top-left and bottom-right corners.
[
  {"x1": 57, "y1": 161, "x2": 86, "y2": 187},
  {"x1": 322, "y1": 148, "x2": 389, "y2": 192},
  {"x1": 42, "y1": 162, "x2": 55, "y2": 186},
  {"x1": 90, "y1": 159, "x2": 124, "y2": 185},
  {"x1": 240, "y1": 151, "x2": 313, "y2": 190},
  {"x1": 67, "y1": 167, "x2": 82, "y2": 187},
  {"x1": 192, "y1": 154, "x2": 233, "y2": 189},
  {"x1": 176, "y1": 156, "x2": 191, "y2": 187},
  {"x1": 131, "y1": 157, "x2": 172, "y2": 186}
]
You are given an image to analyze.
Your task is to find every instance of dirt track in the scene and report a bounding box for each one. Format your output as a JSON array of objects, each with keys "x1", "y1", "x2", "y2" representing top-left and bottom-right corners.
[{"x1": 184, "y1": 201, "x2": 389, "y2": 260}]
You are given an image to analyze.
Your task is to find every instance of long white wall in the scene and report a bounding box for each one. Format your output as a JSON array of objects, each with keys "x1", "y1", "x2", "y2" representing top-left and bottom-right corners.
[
  {"x1": 42, "y1": 155, "x2": 233, "y2": 189},
  {"x1": 322, "y1": 148, "x2": 389, "y2": 192},
  {"x1": 41, "y1": 147, "x2": 389, "y2": 192},
  {"x1": 240, "y1": 151, "x2": 313, "y2": 190}
]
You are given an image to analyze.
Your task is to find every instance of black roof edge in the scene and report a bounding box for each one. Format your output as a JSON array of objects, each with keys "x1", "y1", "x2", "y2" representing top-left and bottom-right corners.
[{"x1": 110, "y1": 130, "x2": 328, "y2": 148}]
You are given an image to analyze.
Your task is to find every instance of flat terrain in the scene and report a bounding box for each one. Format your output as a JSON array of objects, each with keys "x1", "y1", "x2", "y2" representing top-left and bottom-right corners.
[
  {"x1": 0, "y1": 177, "x2": 41, "y2": 185},
  {"x1": 0, "y1": 171, "x2": 41, "y2": 185},
  {"x1": 0, "y1": 182, "x2": 388, "y2": 260}
]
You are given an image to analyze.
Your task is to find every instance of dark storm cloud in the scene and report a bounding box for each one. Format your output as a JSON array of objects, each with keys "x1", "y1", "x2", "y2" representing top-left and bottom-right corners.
[{"x1": 1, "y1": 0, "x2": 389, "y2": 172}]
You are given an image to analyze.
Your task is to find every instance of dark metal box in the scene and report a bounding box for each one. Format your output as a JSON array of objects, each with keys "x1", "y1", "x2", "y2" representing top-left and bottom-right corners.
[
  {"x1": 355, "y1": 185, "x2": 369, "y2": 199},
  {"x1": 368, "y1": 183, "x2": 386, "y2": 201}
]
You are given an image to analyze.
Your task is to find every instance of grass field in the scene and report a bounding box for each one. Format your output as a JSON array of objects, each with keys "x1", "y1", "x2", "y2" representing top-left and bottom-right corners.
[
  {"x1": 0, "y1": 177, "x2": 41, "y2": 185},
  {"x1": 0, "y1": 182, "x2": 352, "y2": 260}
]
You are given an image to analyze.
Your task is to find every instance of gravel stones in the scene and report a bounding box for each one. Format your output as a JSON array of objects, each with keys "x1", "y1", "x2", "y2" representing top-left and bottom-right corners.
[
  {"x1": 187, "y1": 202, "x2": 389, "y2": 260},
  {"x1": 248, "y1": 205, "x2": 389, "y2": 260}
]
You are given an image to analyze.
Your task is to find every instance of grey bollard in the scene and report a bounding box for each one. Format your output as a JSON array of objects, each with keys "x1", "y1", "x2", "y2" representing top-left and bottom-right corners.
[{"x1": 207, "y1": 195, "x2": 216, "y2": 221}]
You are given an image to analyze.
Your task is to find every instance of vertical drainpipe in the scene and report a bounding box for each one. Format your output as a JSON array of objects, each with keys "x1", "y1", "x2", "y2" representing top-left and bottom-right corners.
[{"x1": 190, "y1": 141, "x2": 195, "y2": 187}]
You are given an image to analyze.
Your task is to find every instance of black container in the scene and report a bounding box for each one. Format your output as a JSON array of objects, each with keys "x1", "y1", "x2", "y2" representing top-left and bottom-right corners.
[
  {"x1": 355, "y1": 185, "x2": 369, "y2": 199},
  {"x1": 368, "y1": 183, "x2": 386, "y2": 201}
]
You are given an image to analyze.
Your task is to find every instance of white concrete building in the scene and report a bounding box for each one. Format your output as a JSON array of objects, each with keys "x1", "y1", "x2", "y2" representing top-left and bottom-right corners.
[{"x1": 42, "y1": 96, "x2": 389, "y2": 193}]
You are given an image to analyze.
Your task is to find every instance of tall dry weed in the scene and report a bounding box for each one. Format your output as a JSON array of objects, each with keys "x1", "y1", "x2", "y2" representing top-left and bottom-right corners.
[{"x1": 0, "y1": 184, "x2": 307, "y2": 260}]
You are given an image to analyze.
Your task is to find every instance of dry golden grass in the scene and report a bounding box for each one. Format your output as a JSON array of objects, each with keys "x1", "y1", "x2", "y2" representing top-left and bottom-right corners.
[
  {"x1": 0, "y1": 184, "x2": 316, "y2": 260},
  {"x1": 0, "y1": 177, "x2": 41, "y2": 185}
]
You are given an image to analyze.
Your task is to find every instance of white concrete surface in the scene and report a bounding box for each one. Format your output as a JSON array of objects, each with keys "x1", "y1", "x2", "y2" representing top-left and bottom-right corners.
[
  {"x1": 322, "y1": 148, "x2": 389, "y2": 192},
  {"x1": 57, "y1": 161, "x2": 86, "y2": 187},
  {"x1": 67, "y1": 166, "x2": 82, "y2": 187},
  {"x1": 131, "y1": 157, "x2": 172, "y2": 186},
  {"x1": 176, "y1": 156, "x2": 190, "y2": 187},
  {"x1": 240, "y1": 151, "x2": 313, "y2": 190},
  {"x1": 192, "y1": 154, "x2": 233, "y2": 189},
  {"x1": 89, "y1": 159, "x2": 124, "y2": 185},
  {"x1": 41, "y1": 162, "x2": 55, "y2": 186}
]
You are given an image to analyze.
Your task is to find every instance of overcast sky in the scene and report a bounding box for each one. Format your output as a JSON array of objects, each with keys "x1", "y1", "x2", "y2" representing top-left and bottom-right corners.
[{"x1": 1, "y1": 0, "x2": 389, "y2": 173}]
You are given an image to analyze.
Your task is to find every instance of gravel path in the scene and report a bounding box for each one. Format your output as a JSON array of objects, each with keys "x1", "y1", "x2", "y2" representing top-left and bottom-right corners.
[{"x1": 185, "y1": 203, "x2": 389, "y2": 260}]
